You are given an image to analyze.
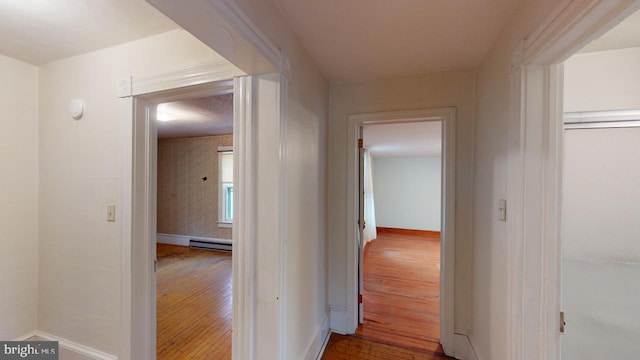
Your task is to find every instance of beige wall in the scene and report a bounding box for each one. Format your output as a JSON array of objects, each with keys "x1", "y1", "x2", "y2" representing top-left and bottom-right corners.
[
  {"x1": 0, "y1": 54, "x2": 39, "y2": 340},
  {"x1": 471, "y1": 0, "x2": 560, "y2": 358},
  {"x1": 328, "y1": 70, "x2": 476, "y2": 332},
  {"x1": 157, "y1": 135, "x2": 233, "y2": 239},
  {"x1": 38, "y1": 29, "x2": 231, "y2": 356}
]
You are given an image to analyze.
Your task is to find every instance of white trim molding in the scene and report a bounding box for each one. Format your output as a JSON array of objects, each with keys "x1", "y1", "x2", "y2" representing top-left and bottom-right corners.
[
  {"x1": 508, "y1": 1, "x2": 640, "y2": 360},
  {"x1": 315, "y1": 330, "x2": 333, "y2": 360},
  {"x1": 453, "y1": 334, "x2": 480, "y2": 360},
  {"x1": 35, "y1": 330, "x2": 118, "y2": 360},
  {"x1": 124, "y1": 75, "x2": 238, "y2": 360},
  {"x1": 118, "y1": 60, "x2": 236, "y2": 98},
  {"x1": 564, "y1": 109, "x2": 640, "y2": 129},
  {"x1": 328, "y1": 305, "x2": 349, "y2": 334},
  {"x1": 336, "y1": 107, "x2": 457, "y2": 356},
  {"x1": 301, "y1": 312, "x2": 330, "y2": 360},
  {"x1": 205, "y1": 0, "x2": 282, "y2": 68},
  {"x1": 233, "y1": 74, "x2": 286, "y2": 360},
  {"x1": 13, "y1": 331, "x2": 37, "y2": 341}
]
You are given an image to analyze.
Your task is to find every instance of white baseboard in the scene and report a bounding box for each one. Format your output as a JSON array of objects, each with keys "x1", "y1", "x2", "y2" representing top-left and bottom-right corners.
[
  {"x1": 156, "y1": 233, "x2": 232, "y2": 247},
  {"x1": 329, "y1": 305, "x2": 351, "y2": 334},
  {"x1": 315, "y1": 329, "x2": 333, "y2": 360},
  {"x1": 453, "y1": 333, "x2": 479, "y2": 360},
  {"x1": 13, "y1": 330, "x2": 37, "y2": 341},
  {"x1": 33, "y1": 330, "x2": 118, "y2": 360},
  {"x1": 301, "y1": 311, "x2": 330, "y2": 360}
]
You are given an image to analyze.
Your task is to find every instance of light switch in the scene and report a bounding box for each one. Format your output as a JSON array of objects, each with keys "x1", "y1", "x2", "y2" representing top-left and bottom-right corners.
[
  {"x1": 498, "y1": 199, "x2": 507, "y2": 221},
  {"x1": 107, "y1": 204, "x2": 116, "y2": 222}
]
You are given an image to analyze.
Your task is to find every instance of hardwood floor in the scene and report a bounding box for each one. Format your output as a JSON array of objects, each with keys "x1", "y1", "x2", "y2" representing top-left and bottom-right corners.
[
  {"x1": 156, "y1": 233, "x2": 446, "y2": 360},
  {"x1": 157, "y1": 244, "x2": 232, "y2": 360},
  {"x1": 356, "y1": 230, "x2": 444, "y2": 354},
  {"x1": 322, "y1": 333, "x2": 453, "y2": 360}
]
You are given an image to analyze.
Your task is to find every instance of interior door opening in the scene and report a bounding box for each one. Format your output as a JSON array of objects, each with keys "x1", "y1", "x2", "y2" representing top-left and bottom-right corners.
[
  {"x1": 131, "y1": 79, "x2": 236, "y2": 360},
  {"x1": 347, "y1": 108, "x2": 456, "y2": 356},
  {"x1": 356, "y1": 120, "x2": 445, "y2": 354},
  {"x1": 154, "y1": 90, "x2": 235, "y2": 359},
  {"x1": 560, "y1": 14, "x2": 640, "y2": 356}
]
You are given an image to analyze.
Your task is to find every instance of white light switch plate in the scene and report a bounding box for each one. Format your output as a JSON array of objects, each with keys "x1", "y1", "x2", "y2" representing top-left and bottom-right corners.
[
  {"x1": 107, "y1": 204, "x2": 116, "y2": 222},
  {"x1": 498, "y1": 199, "x2": 507, "y2": 221}
]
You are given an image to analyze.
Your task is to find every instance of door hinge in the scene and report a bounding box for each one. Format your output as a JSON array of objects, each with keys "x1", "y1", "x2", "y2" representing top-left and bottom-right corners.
[
  {"x1": 358, "y1": 294, "x2": 363, "y2": 304},
  {"x1": 358, "y1": 138, "x2": 363, "y2": 149},
  {"x1": 154, "y1": 258, "x2": 157, "y2": 273},
  {"x1": 560, "y1": 311, "x2": 566, "y2": 333}
]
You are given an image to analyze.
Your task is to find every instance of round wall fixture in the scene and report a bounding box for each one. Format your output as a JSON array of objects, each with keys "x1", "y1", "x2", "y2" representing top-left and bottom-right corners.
[{"x1": 69, "y1": 99, "x2": 85, "y2": 120}]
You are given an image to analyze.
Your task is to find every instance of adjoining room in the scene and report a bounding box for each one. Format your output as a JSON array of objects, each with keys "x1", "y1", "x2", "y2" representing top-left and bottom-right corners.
[
  {"x1": 356, "y1": 121, "x2": 445, "y2": 353},
  {"x1": 155, "y1": 92, "x2": 235, "y2": 359}
]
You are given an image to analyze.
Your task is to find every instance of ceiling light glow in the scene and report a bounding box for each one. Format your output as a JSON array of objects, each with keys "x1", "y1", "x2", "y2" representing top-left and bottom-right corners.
[{"x1": 157, "y1": 110, "x2": 178, "y2": 122}]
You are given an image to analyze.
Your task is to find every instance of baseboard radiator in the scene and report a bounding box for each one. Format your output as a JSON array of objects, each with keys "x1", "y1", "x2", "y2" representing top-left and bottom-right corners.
[{"x1": 189, "y1": 239, "x2": 232, "y2": 252}]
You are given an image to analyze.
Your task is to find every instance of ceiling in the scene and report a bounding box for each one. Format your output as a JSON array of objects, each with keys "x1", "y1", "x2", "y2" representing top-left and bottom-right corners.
[
  {"x1": 273, "y1": 0, "x2": 520, "y2": 82},
  {"x1": 363, "y1": 121, "x2": 441, "y2": 158},
  {"x1": 580, "y1": 10, "x2": 640, "y2": 53},
  {"x1": 157, "y1": 94, "x2": 234, "y2": 139},
  {"x1": 0, "y1": 0, "x2": 177, "y2": 65}
]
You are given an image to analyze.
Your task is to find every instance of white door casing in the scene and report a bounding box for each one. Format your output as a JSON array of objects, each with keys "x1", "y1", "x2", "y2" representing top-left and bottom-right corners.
[
  {"x1": 233, "y1": 73, "x2": 287, "y2": 360},
  {"x1": 357, "y1": 126, "x2": 365, "y2": 325},
  {"x1": 340, "y1": 108, "x2": 456, "y2": 356},
  {"x1": 507, "y1": 1, "x2": 640, "y2": 359},
  {"x1": 123, "y1": 67, "x2": 286, "y2": 360},
  {"x1": 126, "y1": 78, "x2": 234, "y2": 360}
]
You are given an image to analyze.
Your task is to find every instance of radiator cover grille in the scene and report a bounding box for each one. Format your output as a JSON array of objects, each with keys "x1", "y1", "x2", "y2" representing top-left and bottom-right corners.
[{"x1": 189, "y1": 239, "x2": 232, "y2": 252}]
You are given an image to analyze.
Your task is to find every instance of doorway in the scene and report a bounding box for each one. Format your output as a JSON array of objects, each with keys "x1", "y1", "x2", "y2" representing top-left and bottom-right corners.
[
  {"x1": 154, "y1": 91, "x2": 235, "y2": 359},
  {"x1": 346, "y1": 108, "x2": 456, "y2": 355},
  {"x1": 356, "y1": 121, "x2": 444, "y2": 353},
  {"x1": 506, "y1": 1, "x2": 640, "y2": 358},
  {"x1": 559, "y1": 13, "x2": 640, "y2": 357},
  {"x1": 128, "y1": 73, "x2": 285, "y2": 360}
]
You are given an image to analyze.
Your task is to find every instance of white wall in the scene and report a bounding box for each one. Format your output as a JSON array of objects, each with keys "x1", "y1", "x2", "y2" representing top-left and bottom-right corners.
[
  {"x1": 565, "y1": 47, "x2": 640, "y2": 112},
  {"x1": 328, "y1": 70, "x2": 475, "y2": 333},
  {"x1": 373, "y1": 157, "x2": 441, "y2": 231},
  {"x1": 561, "y1": 127, "x2": 640, "y2": 359},
  {"x1": 471, "y1": 0, "x2": 561, "y2": 359},
  {"x1": 0, "y1": 54, "x2": 39, "y2": 340},
  {"x1": 229, "y1": 2, "x2": 330, "y2": 358},
  {"x1": 38, "y1": 29, "x2": 230, "y2": 357}
]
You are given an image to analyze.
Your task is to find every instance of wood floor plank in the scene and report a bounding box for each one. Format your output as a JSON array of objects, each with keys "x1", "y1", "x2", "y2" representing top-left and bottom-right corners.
[
  {"x1": 157, "y1": 244, "x2": 232, "y2": 360},
  {"x1": 355, "y1": 230, "x2": 450, "y2": 355},
  {"x1": 322, "y1": 333, "x2": 453, "y2": 360}
]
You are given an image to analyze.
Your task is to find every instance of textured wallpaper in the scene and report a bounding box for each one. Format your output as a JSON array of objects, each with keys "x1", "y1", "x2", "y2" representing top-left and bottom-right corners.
[{"x1": 157, "y1": 135, "x2": 233, "y2": 239}]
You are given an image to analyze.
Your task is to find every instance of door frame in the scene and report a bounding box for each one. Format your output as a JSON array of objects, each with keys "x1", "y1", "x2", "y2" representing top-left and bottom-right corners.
[
  {"x1": 120, "y1": 64, "x2": 287, "y2": 360},
  {"x1": 345, "y1": 108, "x2": 456, "y2": 355},
  {"x1": 507, "y1": 1, "x2": 640, "y2": 359},
  {"x1": 129, "y1": 78, "x2": 234, "y2": 360}
]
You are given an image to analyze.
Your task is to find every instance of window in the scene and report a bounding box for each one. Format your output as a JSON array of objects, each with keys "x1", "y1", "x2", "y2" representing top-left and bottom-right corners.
[{"x1": 218, "y1": 147, "x2": 233, "y2": 227}]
